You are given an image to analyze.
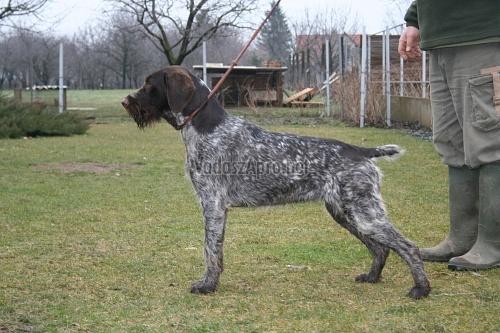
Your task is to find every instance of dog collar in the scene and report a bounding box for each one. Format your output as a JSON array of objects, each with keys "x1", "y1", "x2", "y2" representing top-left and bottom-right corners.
[{"x1": 176, "y1": 99, "x2": 209, "y2": 130}]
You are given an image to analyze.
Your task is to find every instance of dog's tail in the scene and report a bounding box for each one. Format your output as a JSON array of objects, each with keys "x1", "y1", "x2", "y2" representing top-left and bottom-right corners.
[{"x1": 367, "y1": 144, "x2": 406, "y2": 161}]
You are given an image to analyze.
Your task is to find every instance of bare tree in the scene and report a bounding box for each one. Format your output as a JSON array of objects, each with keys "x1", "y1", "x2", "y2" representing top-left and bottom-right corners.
[
  {"x1": 98, "y1": 14, "x2": 150, "y2": 88},
  {"x1": 0, "y1": 27, "x2": 60, "y2": 88},
  {"x1": 182, "y1": 24, "x2": 245, "y2": 68},
  {"x1": 382, "y1": 0, "x2": 413, "y2": 29},
  {"x1": 108, "y1": 0, "x2": 257, "y2": 65},
  {"x1": 290, "y1": 8, "x2": 353, "y2": 88},
  {"x1": 0, "y1": 0, "x2": 49, "y2": 23},
  {"x1": 70, "y1": 26, "x2": 109, "y2": 89}
]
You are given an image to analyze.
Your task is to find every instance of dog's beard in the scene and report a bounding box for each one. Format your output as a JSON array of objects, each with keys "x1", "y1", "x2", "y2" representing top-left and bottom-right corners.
[{"x1": 125, "y1": 102, "x2": 162, "y2": 129}]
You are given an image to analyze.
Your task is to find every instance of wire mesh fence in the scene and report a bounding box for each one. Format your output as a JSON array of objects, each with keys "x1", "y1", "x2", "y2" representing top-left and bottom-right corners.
[
  {"x1": 342, "y1": 24, "x2": 430, "y2": 127},
  {"x1": 13, "y1": 86, "x2": 67, "y2": 111}
]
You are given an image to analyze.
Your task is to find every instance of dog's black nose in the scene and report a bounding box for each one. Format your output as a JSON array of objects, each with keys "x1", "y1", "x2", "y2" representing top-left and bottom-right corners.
[{"x1": 121, "y1": 97, "x2": 130, "y2": 108}]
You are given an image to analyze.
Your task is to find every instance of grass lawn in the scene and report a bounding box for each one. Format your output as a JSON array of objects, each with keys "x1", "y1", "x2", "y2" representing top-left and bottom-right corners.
[{"x1": 0, "y1": 91, "x2": 499, "y2": 332}]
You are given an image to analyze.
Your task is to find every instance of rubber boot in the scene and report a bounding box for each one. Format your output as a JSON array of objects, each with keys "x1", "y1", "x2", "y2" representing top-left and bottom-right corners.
[
  {"x1": 449, "y1": 162, "x2": 500, "y2": 270},
  {"x1": 420, "y1": 166, "x2": 479, "y2": 262}
]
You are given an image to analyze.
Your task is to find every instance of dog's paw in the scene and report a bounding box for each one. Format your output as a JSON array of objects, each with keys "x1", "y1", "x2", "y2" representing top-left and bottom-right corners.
[
  {"x1": 407, "y1": 285, "x2": 431, "y2": 299},
  {"x1": 190, "y1": 280, "x2": 217, "y2": 294},
  {"x1": 355, "y1": 273, "x2": 379, "y2": 283}
]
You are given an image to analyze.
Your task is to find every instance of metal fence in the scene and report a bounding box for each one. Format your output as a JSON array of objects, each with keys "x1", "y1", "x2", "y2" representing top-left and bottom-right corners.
[
  {"x1": 286, "y1": 25, "x2": 430, "y2": 127},
  {"x1": 359, "y1": 24, "x2": 430, "y2": 127}
]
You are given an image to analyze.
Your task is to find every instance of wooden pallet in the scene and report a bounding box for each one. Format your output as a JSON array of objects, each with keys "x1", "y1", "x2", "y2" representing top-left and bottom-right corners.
[
  {"x1": 283, "y1": 87, "x2": 317, "y2": 105},
  {"x1": 290, "y1": 101, "x2": 324, "y2": 108}
]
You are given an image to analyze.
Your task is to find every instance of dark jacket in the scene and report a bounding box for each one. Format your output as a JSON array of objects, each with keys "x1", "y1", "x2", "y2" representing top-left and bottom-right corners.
[{"x1": 404, "y1": 0, "x2": 500, "y2": 50}]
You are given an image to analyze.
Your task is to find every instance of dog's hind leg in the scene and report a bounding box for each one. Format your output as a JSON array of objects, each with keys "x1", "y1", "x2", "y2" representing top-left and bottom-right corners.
[
  {"x1": 326, "y1": 172, "x2": 431, "y2": 299},
  {"x1": 337, "y1": 195, "x2": 430, "y2": 299},
  {"x1": 191, "y1": 200, "x2": 227, "y2": 294},
  {"x1": 370, "y1": 221, "x2": 430, "y2": 299},
  {"x1": 325, "y1": 202, "x2": 389, "y2": 283}
]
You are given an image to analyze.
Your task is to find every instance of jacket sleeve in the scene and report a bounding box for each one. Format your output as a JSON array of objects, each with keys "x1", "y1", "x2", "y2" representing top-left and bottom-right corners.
[{"x1": 404, "y1": 1, "x2": 419, "y2": 28}]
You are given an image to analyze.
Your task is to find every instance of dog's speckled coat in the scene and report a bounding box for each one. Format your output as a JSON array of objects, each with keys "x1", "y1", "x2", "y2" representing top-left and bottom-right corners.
[{"x1": 122, "y1": 66, "x2": 431, "y2": 299}]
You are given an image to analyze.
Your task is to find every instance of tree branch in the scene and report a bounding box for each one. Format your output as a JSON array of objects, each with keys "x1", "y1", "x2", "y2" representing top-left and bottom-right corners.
[
  {"x1": 108, "y1": 0, "x2": 256, "y2": 65},
  {"x1": 0, "y1": 0, "x2": 49, "y2": 21}
]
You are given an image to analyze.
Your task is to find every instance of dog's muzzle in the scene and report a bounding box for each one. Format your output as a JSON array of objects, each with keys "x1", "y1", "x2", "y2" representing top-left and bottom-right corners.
[{"x1": 121, "y1": 97, "x2": 130, "y2": 109}]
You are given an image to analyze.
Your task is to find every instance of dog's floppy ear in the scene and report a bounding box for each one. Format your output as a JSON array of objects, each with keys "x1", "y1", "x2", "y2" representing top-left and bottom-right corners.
[{"x1": 163, "y1": 67, "x2": 195, "y2": 114}]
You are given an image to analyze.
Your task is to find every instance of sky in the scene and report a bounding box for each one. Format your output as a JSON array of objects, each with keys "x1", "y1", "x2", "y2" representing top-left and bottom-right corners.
[{"x1": 34, "y1": 0, "x2": 408, "y2": 36}]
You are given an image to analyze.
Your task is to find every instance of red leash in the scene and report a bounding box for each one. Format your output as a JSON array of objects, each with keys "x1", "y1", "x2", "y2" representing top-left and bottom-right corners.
[{"x1": 178, "y1": 0, "x2": 283, "y2": 129}]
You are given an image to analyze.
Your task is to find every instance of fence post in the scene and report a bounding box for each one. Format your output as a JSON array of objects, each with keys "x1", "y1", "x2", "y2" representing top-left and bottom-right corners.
[
  {"x1": 339, "y1": 35, "x2": 344, "y2": 77},
  {"x1": 338, "y1": 35, "x2": 344, "y2": 119},
  {"x1": 301, "y1": 51, "x2": 305, "y2": 79},
  {"x1": 306, "y1": 48, "x2": 311, "y2": 87},
  {"x1": 325, "y1": 38, "x2": 331, "y2": 117},
  {"x1": 320, "y1": 42, "x2": 325, "y2": 85},
  {"x1": 58, "y1": 43, "x2": 64, "y2": 113},
  {"x1": 367, "y1": 35, "x2": 371, "y2": 81},
  {"x1": 422, "y1": 50, "x2": 427, "y2": 98},
  {"x1": 202, "y1": 41, "x2": 208, "y2": 87},
  {"x1": 360, "y1": 27, "x2": 367, "y2": 128},
  {"x1": 385, "y1": 27, "x2": 391, "y2": 127},
  {"x1": 292, "y1": 53, "x2": 297, "y2": 88},
  {"x1": 14, "y1": 88, "x2": 22, "y2": 104},
  {"x1": 382, "y1": 30, "x2": 386, "y2": 95}
]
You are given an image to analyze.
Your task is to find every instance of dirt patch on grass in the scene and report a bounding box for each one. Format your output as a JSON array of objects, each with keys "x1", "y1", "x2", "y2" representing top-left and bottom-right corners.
[{"x1": 32, "y1": 162, "x2": 141, "y2": 174}]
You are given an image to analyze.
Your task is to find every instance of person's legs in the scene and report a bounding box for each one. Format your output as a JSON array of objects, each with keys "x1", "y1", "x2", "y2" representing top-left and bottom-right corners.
[
  {"x1": 449, "y1": 162, "x2": 500, "y2": 270},
  {"x1": 429, "y1": 49, "x2": 466, "y2": 167},
  {"x1": 420, "y1": 166, "x2": 478, "y2": 261},
  {"x1": 420, "y1": 49, "x2": 479, "y2": 262},
  {"x1": 445, "y1": 43, "x2": 500, "y2": 169},
  {"x1": 445, "y1": 43, "x2": 500, "y2": 270}
]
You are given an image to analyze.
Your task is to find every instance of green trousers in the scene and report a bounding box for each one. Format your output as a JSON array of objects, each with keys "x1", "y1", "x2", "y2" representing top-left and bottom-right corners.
[{"x1": 430, "y1": 42, "x2": 500, "y2": 168}]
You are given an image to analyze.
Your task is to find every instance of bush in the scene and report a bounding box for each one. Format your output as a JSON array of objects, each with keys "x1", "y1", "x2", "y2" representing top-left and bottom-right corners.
[
  {"x1": 335, "y1": 71, "x2": 386, "y2": 126},
  {"x1": 0, "y1": 95, "x2": 90, "y2": 139}
]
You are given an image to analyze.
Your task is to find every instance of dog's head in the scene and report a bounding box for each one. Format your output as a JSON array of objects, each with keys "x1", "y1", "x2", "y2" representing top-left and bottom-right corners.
[{"x1": 121, "y1": 66, "x2": 197, "y2": 128}]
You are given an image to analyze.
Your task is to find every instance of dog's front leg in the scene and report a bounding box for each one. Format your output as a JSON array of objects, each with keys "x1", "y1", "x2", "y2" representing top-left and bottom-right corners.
[{"x1": 191, "y1": 202, "x2": 227, "y2": 294}]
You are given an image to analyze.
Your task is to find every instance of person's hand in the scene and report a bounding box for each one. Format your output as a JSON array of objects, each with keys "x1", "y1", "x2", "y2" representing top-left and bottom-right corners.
[{"x1": 398, "y1": 26, "x2": 421, "y2": 60}]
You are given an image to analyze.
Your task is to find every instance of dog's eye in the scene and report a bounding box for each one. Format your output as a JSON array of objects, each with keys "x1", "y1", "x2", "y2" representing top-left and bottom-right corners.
[{"x1": 145, "y1": 85, "x2": 156, "y2": 95}]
